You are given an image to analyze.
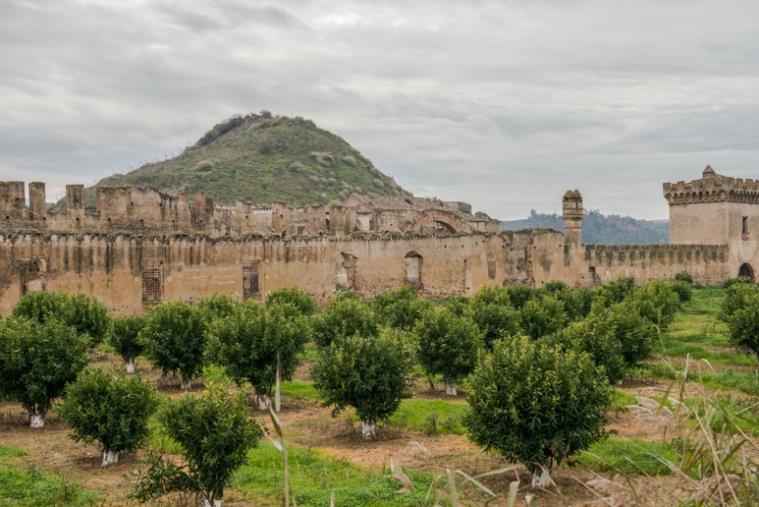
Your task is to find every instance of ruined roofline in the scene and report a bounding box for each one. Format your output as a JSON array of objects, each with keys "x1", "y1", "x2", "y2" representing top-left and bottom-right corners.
[{"x1": 663, "y1": 165, "x2": 759, "y2": 205}]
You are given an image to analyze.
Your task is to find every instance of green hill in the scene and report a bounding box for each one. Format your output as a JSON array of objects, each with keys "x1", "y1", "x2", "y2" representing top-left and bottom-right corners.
[
  {"x1": 86, "y1": 113, "x2": 411, "y2": 207},
  {"x1": 502, "y1": 209, "x2": 669, "y2": 245}
]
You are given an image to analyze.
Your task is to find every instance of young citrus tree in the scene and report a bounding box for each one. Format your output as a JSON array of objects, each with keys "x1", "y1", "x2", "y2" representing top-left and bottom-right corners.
[
  {"x1": 467, "y1": 286, "x2": 519, "y2": 350},
  {"x1": 607, "y1": 300, "x2": 657, "y2": 366},
  {"x1": 265, "y1": 287, "x2": 316, "y2": 316},
  {"x1": 0, "y1": 317, "x2": 89, "y2": 427},
  {"x1": 312, "y1": 328, "x2": 415, "y2": 438},
  {"x1": 312, "y1": 295, "x2": 378, "y2": 348},
  {"x1": 466, "y1": 337, "x2": 612, "y2": 486},
  {"x1": 505, "y1": 284, "x2": 536, "y2": 310},
  {"x1": 629, "y1": 281, "x2": 681, "y2": 329},
  {"x1": 109, "y1": 315, "x2": 146, "y2": 373},
  {"x1": 415, "y1": 306, "x2": 483, "y2": 395},
  {"x1": 558, "y1": 309, "x2": 626, "y2": 384},
  {"x1": 206, "y1": 301, "x2": 310, "y2": 409},
  {"x1": 371, "y1": 285, "x2": 430, "y2": 330},
  {"x1": 141, "y1": 301, "x2": 205, "y2": 389},
  {"x1": 518, "y1": 294, "x2": 567, "y2": 339},
  {"x1": 721, "y1": 281, "x2": 759, "y2": 322},
  {"x1": 197, "y1": 293, "x2": 239, "y2": 322},
  {"x1": 59, "y1": 368, "x2": 158, "y2": 465},
  {"x1": 133, "y1": 383, "x2": 262, "y2": 507},
  {"x1": 728, "y1": 294, "x2": 759, "y2": 361}
]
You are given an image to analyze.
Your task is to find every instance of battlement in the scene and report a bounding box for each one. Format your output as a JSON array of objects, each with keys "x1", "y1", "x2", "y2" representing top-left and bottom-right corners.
[
  {"x1": 0, "y1": 181, "x2": 499, "y2": 239},
  {"x1": 663, "y1": 165, "x2": 759, "y2": 205}
]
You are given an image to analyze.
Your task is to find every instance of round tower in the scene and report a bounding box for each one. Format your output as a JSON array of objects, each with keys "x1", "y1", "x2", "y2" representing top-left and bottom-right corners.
[{"x1": 562, "y1": 189, "x2": 583, "y2": 247}]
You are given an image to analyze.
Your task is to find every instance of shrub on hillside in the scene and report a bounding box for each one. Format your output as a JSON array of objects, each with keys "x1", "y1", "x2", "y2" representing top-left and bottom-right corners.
[
  {"x1": 13, "y1": 292, "x2": 110, "y2": 346},
  {"x1": 265, "y1": 287, "x2": 316, "y2": 316},
  {"x1": 109, "y1": 315, "x2": 146, "y2": 373},
  {"x1": 206, "y1": 301, "x2": 309, "y2": 408},
  {"x1": 728, "y1": 295, "x2": 759, "y2": 360},
  {"x1": 415, "y1": 307, "x2": 483, "y2": 395},
  {"x1": 371, "y1": 285, "x2": 430, "y2": 330},
  {"x1": 133, "y1": 384, "x2": 262, "y2": 506},
  {"x1": 629, "y1": 281, "x2": 681, "y2": 329},
  {"x1": 0, "y1": 317, "x2": 89, "y2": 427},
  {"x1": 312, "y1": 296, "x2": 378, "y2": 348},
  {"x1": 467, "y1": 287, "x2": 519, "y2": 350},
  {"x1": 466, "y1": 337, "x2": 612, "y2": 485},
  {"x1": 721, "y1": 281, "x2": 759, "y2": 322},
  {"x1": 312, "y1": 328, "x2": 415, "y2": 438},
  {"x1": 141, "y1": 301, "x2": 205, "y2": 389},
  {"x1": 59, "y1": 369, "x2": 158, "y2": 466},
  {"x1": 519, "y1": 294, "x2": 567, "y2": 339}
]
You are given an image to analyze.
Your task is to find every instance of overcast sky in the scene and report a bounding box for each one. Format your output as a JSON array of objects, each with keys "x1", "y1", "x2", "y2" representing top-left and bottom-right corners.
[{"x1": 2, "y1": 0, "x2": 758, "y2": 220}]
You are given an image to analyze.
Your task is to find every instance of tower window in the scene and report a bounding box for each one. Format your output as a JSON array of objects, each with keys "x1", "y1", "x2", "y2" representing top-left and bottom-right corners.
[{"x1": 742, "y1": 216, "x2": 749, "y2": 238}]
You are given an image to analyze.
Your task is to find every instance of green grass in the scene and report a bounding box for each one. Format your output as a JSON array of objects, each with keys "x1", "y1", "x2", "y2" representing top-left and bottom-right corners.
[
  {"x1": 684, "y1": 395, "x2": 759, "y2": 437},
  {"x1": 610, "y1": 389, "x2": 637, "y2": 411},
  {"x1": 387, "y1": 398, "x2": 468, "y2": 435},
  {"x1": 233, "y1": 443, "x2": 432, "y2": 506},
  {"x1": 0, "y1": 445, "x2": 97, "y2": 506},
  {"x1": 281, "y1": 380, "x2": 321, "y2": 401},
  {"x1": 576, "y1": 438, "x2": 678, "y2": 475}
]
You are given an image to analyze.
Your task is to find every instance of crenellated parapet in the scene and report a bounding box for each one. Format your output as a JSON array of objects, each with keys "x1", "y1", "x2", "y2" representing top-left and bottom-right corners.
[{"x1": 663, "y1": 165, "x2": 759, "y2": 205}]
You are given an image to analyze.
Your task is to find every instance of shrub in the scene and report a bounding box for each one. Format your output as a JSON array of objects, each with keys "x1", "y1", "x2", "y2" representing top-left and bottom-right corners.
[
  {"x1": 558, "y1": 310, "x2": 626, "y2": 383},
  {"x1": 415, "y1": 307, "x2": 483, "y2": 395},
  {"x1": 371, "y1": 286, "x2": 430, "y2": 330},
  {"x1": 607, "y1": 301, "x2": 657, "y2": 366},
  {"x1": 506, "y1": 285, "x2": 536, "y2": 310},
  {"x1": 519, "y1": 294, "x2": 567, "y2": 339},
  {"x1": 312, "y1": 296, "x2": 378, "y2": 348},
  {"x1": 439, "y1": 295, "x2": 470, "y2": 316},
  {"x1": 109, "y1": 315, "x2": 146, "y2": 373},
  {"x1": 13, "y1": 292, "x2": 110, "y2": 346},
  {"x1": 0, "y1": 317, "x2": 89, "y2": 427},
  {"x1": 265, "y1": 287, "x2": 316, "y2": 316},
  {"x1": 671, "y1": 280, "x2": 693, "y2": 303},
  {"x1": 596, "y1": 277, "x2": 635, "y2": 306},
  {"x1": 466, "y1": 301, "x2": 519, "y2": 349},
  {"x1": 629, "y1": 281, "x2": 681, "y2": 329},
  {"x1": 558, "y1": 287, "x2": 597, "y2": 321},
  {"x1": 206, "y1": 301, "x2": 309, "y2": 407},
  {"x1": 133, "y1": 383, "x2": 262, "y2": 506},
  {"x1": 466, "y1": 337, "x2": 612, "y2": 483},
  {"x1": 59, "y1": 369, "x2": 158, "y2": 465},
  {"x1": 141, "y1": 301, "x2": 205, "y2": 389},
  {"x1": 197, "y1": 294, "x2": 239, "y2": 322},
  {"x1": 312, "y1": 328, "x2": 415, "y2": 438},
  {"x1": 543, "y1": 280, "x2": 568, "y2": 293},
  {"x1": 728, "y1": 295, "x2": 759, "y2": 360},
  {"x1": 674, "y1": 271, "x2": 694, "y2": 284},
  {"x1": 722, "y1": 276, "x2": 754, "y2": 289},
  {"x1": 721, "y1": 281, "x2": 759, "y2": 322}
]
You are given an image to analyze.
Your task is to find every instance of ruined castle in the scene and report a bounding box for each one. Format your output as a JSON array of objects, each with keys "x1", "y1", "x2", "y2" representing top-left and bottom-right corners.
[{"x1": 0, "y1": 165, "x2": 755, "y2": 313}]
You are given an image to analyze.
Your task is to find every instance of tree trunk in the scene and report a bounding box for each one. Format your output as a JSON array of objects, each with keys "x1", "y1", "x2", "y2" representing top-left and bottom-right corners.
[
  {"x1": 102, "y1": 450, "x2": 119, "y2": 466},
  {"x1": 444, "y1": 383, "x2": 458, "y2": 396},
  {"x1": 361, "y1": 421, "x2": 377, "y2": 439},
  {"x1": 180, "y1": 379, "x2": 192, "y2": 390},
  {"x1": 125, "y1": 359, "x2": 135, "y2": 374},
  {"x1": 29, "y1": 413, "x2": 44, "y2": 428}
]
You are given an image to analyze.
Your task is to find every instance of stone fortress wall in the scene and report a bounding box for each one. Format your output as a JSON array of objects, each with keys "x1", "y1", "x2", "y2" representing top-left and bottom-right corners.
[{"x1": 0, "y1": 165, "x2": 756, "y2": 313}]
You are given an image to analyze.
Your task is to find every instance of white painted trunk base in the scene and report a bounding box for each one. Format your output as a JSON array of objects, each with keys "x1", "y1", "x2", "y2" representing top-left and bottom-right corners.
[
  {"x1": 102, "y1": 450, "x2": 119, "y2": 466},
  {"x1": 180, "y1": 379, "x2": 192, "y2": 390},
  {"x1": 125, "y1": 360, "x2": 135, "y2": 374},
  {"x1": 255, "y1": 395, "x2": 270, "y2": 410},
  {"x1": 203, "y1": 499, "x2": 222, "y2": 507},
  {"x1": 361, "y1": 421, "x2": 377, "y2": 439},
  {"x1": 444, "y1": 384, "x2": 458, "y2": 396},
  {"x1": 30, "y1": 414, "x2": 44, "y2": 428},
  {"x1": 530, "y1": 469, "x2": 552, "y2": 488}
]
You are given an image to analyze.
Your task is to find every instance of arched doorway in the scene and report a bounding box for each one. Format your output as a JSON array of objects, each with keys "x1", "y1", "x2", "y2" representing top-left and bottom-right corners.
[{"x1": 738, "y1": 262, "x2": 755, "y2": 281}]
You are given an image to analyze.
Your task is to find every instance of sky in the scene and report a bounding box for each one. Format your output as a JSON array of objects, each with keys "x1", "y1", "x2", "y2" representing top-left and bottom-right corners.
[{"x1": 1, "y1": 0, "x2": 759, "y2": 220}]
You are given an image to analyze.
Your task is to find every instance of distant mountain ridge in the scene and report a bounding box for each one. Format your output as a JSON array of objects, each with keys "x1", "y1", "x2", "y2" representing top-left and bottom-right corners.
[
  {"x1": 502, "y1": 210, "x2": 669, "y2": 245},
  {"x1": 83, "y1": 113, "x2": 411, "y2": 208}
]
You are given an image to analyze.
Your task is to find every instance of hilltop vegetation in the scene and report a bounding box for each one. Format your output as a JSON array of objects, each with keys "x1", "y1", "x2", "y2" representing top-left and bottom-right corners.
[
  {"x1": 86, "y1": 113, "x2": 410, "y2": 207},
  {"x1": 502, "y1": 209, "x2": 669, "y2": 244}
]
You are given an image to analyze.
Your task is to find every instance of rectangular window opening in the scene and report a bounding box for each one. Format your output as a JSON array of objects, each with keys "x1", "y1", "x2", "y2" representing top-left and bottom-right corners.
[
  {"x1": 243, "y1": 261, "x2": 260, "y2": 300},
  {"x1": 142, "y1": 265, "x2": 163, "y2": 304}
]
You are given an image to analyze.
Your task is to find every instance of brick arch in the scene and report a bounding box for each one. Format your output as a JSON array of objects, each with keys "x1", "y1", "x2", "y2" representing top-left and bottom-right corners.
[{"x1": 407, "y1": 210, "x2": 472, "y2": 234}]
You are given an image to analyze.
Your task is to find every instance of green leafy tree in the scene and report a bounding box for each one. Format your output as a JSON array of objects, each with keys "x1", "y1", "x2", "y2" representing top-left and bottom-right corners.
[
  {"x1": 629, "y1": 281, "x2": 681, "y2": 329},
  {"x1": 543, "y1": 280, "x2": 568, "y2": 293},
  {"x1": 519, "y1": 294, "x2": 567, "y2": 339},
  {"x1": 59, "y1": 368, "x2": 158, "y2": 466},
  {"x1": 197, "y1": 294, "x2": 239, "y2": 322},
  {"x1": 466, "y1": 285, "x2": 518, "y2": 349},
  {"x1": 506, "y1": 285, "x2": 536, "y2": 310},
  {"x1": 674, "y1": 271, "x2": 694, "y2": 284},
  {"x1": 13, "y1": 291, "x2": 111, "y2": 346},
  {"x1": 721, "y1": 281, "x2": 759, "y2": 322},
  {"x1": 415, "y1": 307, "x2": 483, "y2": 395},
  {"x1": 728, "y1": 294, "x2": 759, "y2": 361},
  {"x1": 557, "y1": 287, "x2": 597, "y2": 321},
  {"x1": 558, "y1": 309, "x2": 626, "y2": 383},
  {"x1": 206, "y1": 301, "x2": 310, "y2": 409},
  {"x1": 312, "y1": 295, "x2": 378, "y2": 348},
  {"x1": 670, "y1": 280, "x2": 693, "y2": 303},
  {"x1": 606, "y1": 301, "x2": 657, "y2": 366},
  {"x1": 141, "y1": 301, "x2": 206, "y2": 389},
  {"x1": 265, "y1": 287, "x2": 316, "y2": 316},
  {"x1": 439, "y1": 295, "x2": 470, "y2": 316},
  {"x1": 596, "y1": 277, "x2": 635, "y2": 306},
  {"x1": 133, "y1": 383, "x2": 262, "y2": 506},
  {"x1": 109, "y1": 315, "x2": 146, "y2": 373},
  {"x1": 466, "y1": 337, "x2": 612, "y2": 485},
  {"x1": 0, "y1": 317, "x2": 89, "y2": 427},
  {"x1": 312, "y1": 328, "x2": 415, "y2": 438},
  {"x1": 371, "y1": 285, "x2": 430, "y2": 330}
]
